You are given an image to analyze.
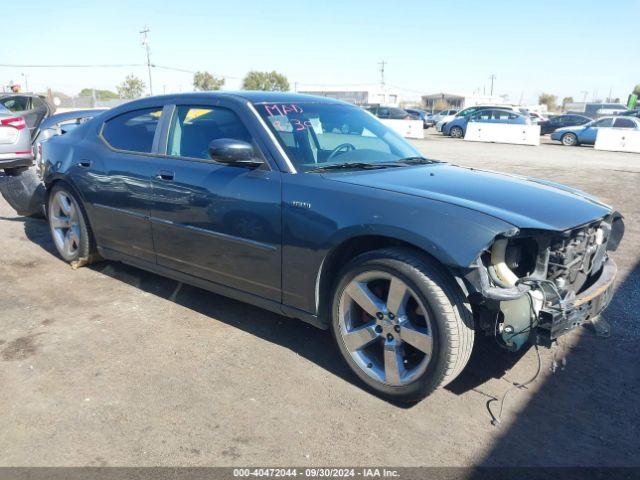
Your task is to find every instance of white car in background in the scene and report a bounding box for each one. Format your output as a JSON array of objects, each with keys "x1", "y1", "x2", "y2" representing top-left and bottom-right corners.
[
  {"x1": 528, "y1": 112, "x2": 547, "y2": 124},
  {"x1": 428, "y1": 108, "x2": 458, "y2": 127}
]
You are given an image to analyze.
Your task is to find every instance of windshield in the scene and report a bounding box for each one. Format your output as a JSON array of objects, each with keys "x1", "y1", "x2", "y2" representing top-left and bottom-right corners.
[{"x1": 257, "y1": 102, "x2": 426, "y2": 172}]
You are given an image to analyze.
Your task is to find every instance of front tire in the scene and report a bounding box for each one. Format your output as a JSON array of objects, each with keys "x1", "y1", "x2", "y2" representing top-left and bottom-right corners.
[
  {"x1": 450, "y1": 126, "x2": 464, "y2": 139},
  {"x1": 561, "y1": 133, "x2": 578, "y2": 146},
  {"x1": 330, "y1": 248, "x2": 474, "y2": 402},
  {"x1": 48, "y1": 184, "x2": 95, "y2": 264}
]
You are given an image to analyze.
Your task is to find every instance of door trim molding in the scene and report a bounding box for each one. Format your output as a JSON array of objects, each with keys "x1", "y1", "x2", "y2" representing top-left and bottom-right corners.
[{"x1": 149, "y1": 216, "x2": 278, "y2": 252}]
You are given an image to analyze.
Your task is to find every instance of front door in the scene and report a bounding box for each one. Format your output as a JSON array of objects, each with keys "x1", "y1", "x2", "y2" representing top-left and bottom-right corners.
[
  {"x1": 580, "y1": 117, "x2": 614, "y2": 144},
  {"x1": 149, "y1": 104, "x2": 282, "y2": 302},
  {"x1": 76, "y1": 107, "x2": 163, "y2": 263}
]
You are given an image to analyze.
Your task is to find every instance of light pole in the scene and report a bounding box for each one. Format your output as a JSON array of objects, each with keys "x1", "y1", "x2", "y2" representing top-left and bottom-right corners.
[
  {"x1": 488, "y1": 74, "x2": 496, "y2": 97},
  {"x1": 21, "y1": 73, "x2": 28, "y2": 92},
  {"x1": 379, "y1": 60, "x2": 387, "y2": 87},
  {"x1": 140, "y1": 26, "x2": 153, "y2": 96}
]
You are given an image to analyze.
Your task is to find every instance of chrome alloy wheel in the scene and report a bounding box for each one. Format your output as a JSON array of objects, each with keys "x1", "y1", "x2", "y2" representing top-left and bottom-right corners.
[
  {"x1": 49, "y1": 191, "x2": 81, "y2": 260},
  {"x1": 337, "y1": 271, "x2": 434, "y2": 386},
  {"x1": 450, "y1": 126, "x2": 464, "y2": 138}
]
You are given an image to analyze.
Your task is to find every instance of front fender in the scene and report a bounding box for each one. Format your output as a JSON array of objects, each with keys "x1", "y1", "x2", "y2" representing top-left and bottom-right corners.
[{"x1": 281, "y1": 173, "x2": 517, "y2": 314}]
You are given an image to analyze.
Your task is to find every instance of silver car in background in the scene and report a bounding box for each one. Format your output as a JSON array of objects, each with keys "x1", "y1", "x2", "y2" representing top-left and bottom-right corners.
[
  {"x1": 0, "y1": 109, "x2": 105, "y2": 217},
  {"x1": 0, "y1": 104, "x2": 33, "y2": 175}
]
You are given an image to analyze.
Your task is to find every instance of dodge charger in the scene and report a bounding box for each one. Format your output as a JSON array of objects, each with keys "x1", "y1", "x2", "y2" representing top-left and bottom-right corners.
[{"x1": 40, "y1": 92, "x2": 624, "y2": 401}]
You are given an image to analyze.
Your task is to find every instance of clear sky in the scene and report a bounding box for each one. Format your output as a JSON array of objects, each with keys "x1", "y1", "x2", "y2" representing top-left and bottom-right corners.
[{"x1": 2, "y1": 0, "x2": 638, "y2": 104}]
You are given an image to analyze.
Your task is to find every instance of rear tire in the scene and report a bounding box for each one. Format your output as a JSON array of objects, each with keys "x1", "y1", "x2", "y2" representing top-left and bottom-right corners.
[
  {"x1": 47, "y1": 184, "x2": 96, "y2": 264},
  {"x1": 330, "y1": 248, "x2": 474, "y2": 402},
  {"x1": 561, "y1": 133, "x2": 578, "y2": 146}
]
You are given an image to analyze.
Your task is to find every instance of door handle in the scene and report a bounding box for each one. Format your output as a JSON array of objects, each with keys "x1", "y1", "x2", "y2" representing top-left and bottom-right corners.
[
  {"x1": 155, "y1": 170, "x2": 175, "y2": 181},
  {"x1": 77, "y1": 160, "x2": 92, "y2": 168}
]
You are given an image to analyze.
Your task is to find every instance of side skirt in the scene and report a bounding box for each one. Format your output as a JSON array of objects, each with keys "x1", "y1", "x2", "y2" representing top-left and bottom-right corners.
[{"x1": 97, "y1": 246, "x2": 326, "y2": 330}]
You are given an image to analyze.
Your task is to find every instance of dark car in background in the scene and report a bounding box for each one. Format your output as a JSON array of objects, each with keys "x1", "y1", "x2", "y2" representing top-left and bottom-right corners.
[
  {"x1": 365, "y1": 105, "x2": 416, "y2": 120},
  {"x1": 40, "y1": 92, "x2": 623, "y2": 402},
  {"x1": 538, "y1": 114, "x2": 591, "y2": 135},
  {"x1": 405, "y1": 108, "x2": 430, "y2": 128},
  {"x1": 618, "y1": 109, "x2": 640, "y2": 118}
]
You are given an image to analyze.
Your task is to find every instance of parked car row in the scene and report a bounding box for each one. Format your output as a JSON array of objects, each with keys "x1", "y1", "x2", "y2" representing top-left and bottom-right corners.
[{"x1": 551, "y1": 115, "x2": 640, "y2": 146}]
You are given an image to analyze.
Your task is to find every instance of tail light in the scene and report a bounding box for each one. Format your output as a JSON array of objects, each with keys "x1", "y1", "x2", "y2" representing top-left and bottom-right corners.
[{"x1": 0, "y1": 116, "x2": 27, "y2": 130}]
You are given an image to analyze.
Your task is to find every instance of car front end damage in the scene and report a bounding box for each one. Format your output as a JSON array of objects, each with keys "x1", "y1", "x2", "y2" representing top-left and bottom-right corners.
[{"x1": 461, "y1": 213, "x2": 624, "y2": 351}]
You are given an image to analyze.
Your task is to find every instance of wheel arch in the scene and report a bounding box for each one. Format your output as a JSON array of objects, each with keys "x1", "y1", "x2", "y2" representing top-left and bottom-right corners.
[
  {"x1": 315, "y1": 234, "x2": 466, "y2": 328},
  {"x1": 45, "y1": 177, "x2": 96, "y2": 239}
]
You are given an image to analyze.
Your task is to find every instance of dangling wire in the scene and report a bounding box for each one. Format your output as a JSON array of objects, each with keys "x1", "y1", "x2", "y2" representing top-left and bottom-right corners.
[{"x1": 489, "y1": 343, "x2": 542, "y2": 426}]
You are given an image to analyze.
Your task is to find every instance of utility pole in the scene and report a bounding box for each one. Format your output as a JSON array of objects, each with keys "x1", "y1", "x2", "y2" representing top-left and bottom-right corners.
[
  {"x1": 21, "y1": 73, "x2": 28, "y2": 92},
  {"x1": 140, "y1": 26, "x2": 153, "y2": 96},
  {"x1": 488, "y1": 74, "x2": 496, "y2": 97},
  {"x1": 581, "y1": 90, "x2": 588, "y2": 102},
  {"x1": 378, "y1": 60, "x2": 387, "y2": 87}
]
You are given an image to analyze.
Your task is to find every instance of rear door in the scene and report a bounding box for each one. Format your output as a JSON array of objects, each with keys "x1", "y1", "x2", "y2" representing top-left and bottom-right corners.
[
  {"x1": 78, "y1": 107, "x2": 164, "y2": 263},
  {"x1": 149, "y1": 102, "x2": 282, "y2": 302}
]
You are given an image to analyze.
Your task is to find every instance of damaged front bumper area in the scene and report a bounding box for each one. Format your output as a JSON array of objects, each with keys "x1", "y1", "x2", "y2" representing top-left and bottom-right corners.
[
  {"x1": 536, "y1": 256, "x2": 616, "y2": 345},
  {"x1": 461, "y1": 214, "x2": 624, "y2": 351}
]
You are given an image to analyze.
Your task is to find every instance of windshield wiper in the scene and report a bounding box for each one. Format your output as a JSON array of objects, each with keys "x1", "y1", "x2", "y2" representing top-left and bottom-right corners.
[
  {"x1": 396, "y1": 156, "x2": 439, "y2": 165},
  {"x1": 307, "y1": 162, "x2": 403, "y2": 173}
]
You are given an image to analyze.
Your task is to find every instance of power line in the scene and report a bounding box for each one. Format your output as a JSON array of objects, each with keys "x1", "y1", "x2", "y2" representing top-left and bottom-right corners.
[
  {"x1": 0, "y1": 63, "x2": 145, "y2": 68},
  {"x1": 0, "y1": 63, "x2": 241, "y2": 81}
]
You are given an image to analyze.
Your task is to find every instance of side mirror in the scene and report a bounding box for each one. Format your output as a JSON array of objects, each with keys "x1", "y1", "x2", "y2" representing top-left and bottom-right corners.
[{"x1": 208, "y1": 138, "x2": 263, "y2": 168}]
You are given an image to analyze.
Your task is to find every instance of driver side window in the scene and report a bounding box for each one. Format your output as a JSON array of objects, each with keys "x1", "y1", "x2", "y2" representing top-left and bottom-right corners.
[{"x1": 166, "y1": 105, "x2": 260, "y2": 160}]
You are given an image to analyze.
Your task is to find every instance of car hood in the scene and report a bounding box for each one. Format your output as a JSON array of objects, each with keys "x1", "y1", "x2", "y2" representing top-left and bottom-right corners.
[{"x1": 327, "y1": 163, "x2": 611, "y2": 231}]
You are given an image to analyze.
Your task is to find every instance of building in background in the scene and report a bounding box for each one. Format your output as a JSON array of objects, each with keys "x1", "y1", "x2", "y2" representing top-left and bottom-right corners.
[
  {"x1": 298, "y1": 84, "x2": 401, "y2": 107},
  {"x1": 421, "y1": 92, "x2": 507, "y2": 112}
]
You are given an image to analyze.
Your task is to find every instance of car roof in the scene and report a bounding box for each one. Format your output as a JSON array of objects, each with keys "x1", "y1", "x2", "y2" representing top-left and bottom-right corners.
[
  {"x1": 125, "y1": 91, "x2": 344, "y2": 106},
  {"x1": 103, "y1": 91, "x2": 349, "y2": 118}
]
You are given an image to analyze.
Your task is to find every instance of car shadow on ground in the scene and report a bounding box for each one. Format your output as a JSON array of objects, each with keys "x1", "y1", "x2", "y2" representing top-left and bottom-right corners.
[{"x1": 17, "y1": 215, "x2": 613, "y2": 412}]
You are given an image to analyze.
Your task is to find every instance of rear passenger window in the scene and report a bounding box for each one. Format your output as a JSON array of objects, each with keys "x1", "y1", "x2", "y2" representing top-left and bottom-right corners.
[
  {"x1": 166, "y1": 106, "x2": 257, "y2": 160},
  {"x1": 101, "y1": 108, "x2": 162, "y2": 153},
  {"x1": 614, "y1": 118, "x2": 636, "y2": 129}
]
